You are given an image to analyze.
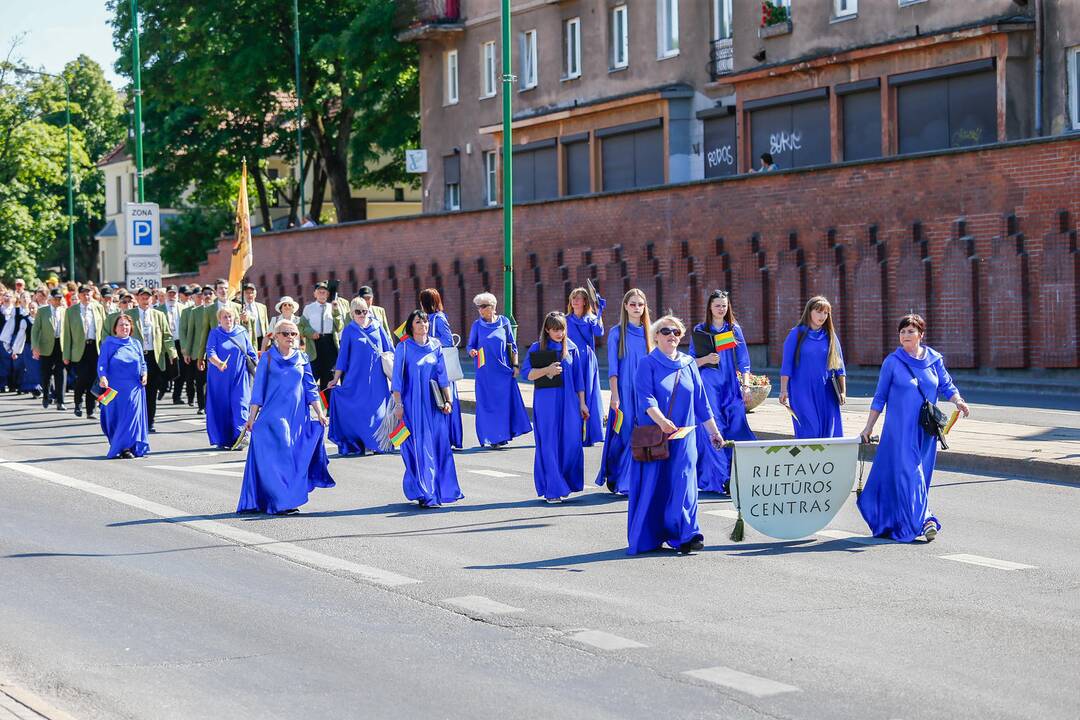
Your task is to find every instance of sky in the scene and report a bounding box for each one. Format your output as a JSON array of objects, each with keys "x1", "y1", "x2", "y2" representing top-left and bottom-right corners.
[{"x1": 1, "y1": 1, "x2": 124, "y2": 88}]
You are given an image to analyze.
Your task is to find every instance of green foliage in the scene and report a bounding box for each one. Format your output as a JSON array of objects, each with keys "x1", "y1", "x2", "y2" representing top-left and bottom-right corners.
[{"x1": 160, "y1": 205, "x2": 232, "y2": 273}]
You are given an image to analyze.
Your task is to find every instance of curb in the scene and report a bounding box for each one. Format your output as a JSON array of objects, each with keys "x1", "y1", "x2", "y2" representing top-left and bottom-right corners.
[
  {"x1": 457, "y1": 397, "x2": 1077, "y2": 486},
  {"x1": 0, "y1": 679, "x2": 78, "y2": 720}
]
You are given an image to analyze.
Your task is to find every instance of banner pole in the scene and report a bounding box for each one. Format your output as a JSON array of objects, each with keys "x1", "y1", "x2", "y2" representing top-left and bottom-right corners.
[{"x1": 729, "y1": 445, "x2": 744, "y2": 542}]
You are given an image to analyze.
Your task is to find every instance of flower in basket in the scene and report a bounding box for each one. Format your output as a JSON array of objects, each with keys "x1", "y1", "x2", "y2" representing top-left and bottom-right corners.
[{"x1": 739, "y1": 372, "x2": 772, "y2": 388}]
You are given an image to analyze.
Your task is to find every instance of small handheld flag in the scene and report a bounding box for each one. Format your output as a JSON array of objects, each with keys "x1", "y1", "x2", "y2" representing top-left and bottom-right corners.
[
  {"x1": 612, "y1": 407, "x2": 624, "y2": 433},
  {"x1": 943, "y1": 409, "x2": 961, "y2": 435},
  {"x1": 476, "y1": 348, "x2": 486, "y2": 369},
  {"x1": 319, "y1": 390, "x2": 330, "y2": 413},
  {"x1": 97, "y1": 387, "x2": 118, "y2": 406},
  {"x1": 393, "y1": 320, "x2": 408, "y2": 342},
  {"x1": 389, "y1": 420, "x2": 411, "y2": 448},
  {"x1": 782, "y1": 403, "x2": 799, "y2": 424},
  {"x1": 668, "y1": 426, "x2": 694, "y2": 440},
  {"x1": 714, "y1": 331, "x2": 737, "y2": 352}
]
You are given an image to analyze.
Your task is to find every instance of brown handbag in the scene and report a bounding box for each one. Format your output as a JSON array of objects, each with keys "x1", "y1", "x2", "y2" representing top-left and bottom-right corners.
[{"x1": 630, "y1": 368, "x2": 680, "y2": 463}]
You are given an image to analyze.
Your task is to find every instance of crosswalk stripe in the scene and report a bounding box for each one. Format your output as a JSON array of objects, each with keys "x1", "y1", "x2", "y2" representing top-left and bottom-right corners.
[
  {"x1": 148, "y1": 464, "x2": 243, "y2": 478},
  {"x1": 467, "y1": 469, "x2": 519, "y2": 478},
  {"x1": 567, "y1": 630, "x2": 647, "y2": 651},
  {"x1": 939, "y1": 553, "x2": 1036, "y2": 571},
  {"x1": 443, "y1": 596, "x2": 523, "y2": 616},
  {"x1": 683, "y1": 666, "x2": 800, "y2": 697}
]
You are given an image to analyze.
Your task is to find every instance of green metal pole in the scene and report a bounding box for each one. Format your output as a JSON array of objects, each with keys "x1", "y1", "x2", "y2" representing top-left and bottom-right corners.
[
  {"x1": 64, "y1": 81, "x2": 75, "y2": 279},
  {"x1": 500, "y1": 0, "x2": 515, "y2": 336},
  {"x1": 130, "y1": 0, "x2": 145, "y2": 203},
  {"x1": 293, "y1": 0, "x2": 305, "y2": 221}
]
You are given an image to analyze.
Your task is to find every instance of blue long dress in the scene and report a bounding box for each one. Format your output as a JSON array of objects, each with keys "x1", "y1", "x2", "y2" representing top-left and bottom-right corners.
[
  {"x1": 328, "y1": 320, "x2": 393, "y2": 455},
  {"x1": 780, "y1": 325, "x2": 845, "y2": 439},
  {"x1": 595, "y1": 323, "x2": 648, "y2": 494},
  {"x1": 566, "y1": 306, "x2": 605, "y2": 447},
  {"x1": 237, "y1": 346, "x2": 335, "y2": 514},
  {"x1": 97, "y1": 335, "x2": 150, "y2": 459},
  {"x1": 627, "y1": 350, "x2": 714, "y2": 555},
  {"x1": 688, "y1": 321, "x2": 757, "y2": 493},
  {"x1": 205, "y1": 325, "x2": 257, "y2": 448},
  {"x1": 392, "y1": 337, "x2": 463, "y2": 506},
  {"x1": 857, "y1": 347, "x2": 958, "y2": 542},
  {"x1": 430, "y1": 310, "x2": 463, "y2": 449},
  {"x1": 521, "y1": 339, "x2": 586, "y2": 500},
  {"x1": 466, "y1": 315, "x2": 531, "y2": 446}
]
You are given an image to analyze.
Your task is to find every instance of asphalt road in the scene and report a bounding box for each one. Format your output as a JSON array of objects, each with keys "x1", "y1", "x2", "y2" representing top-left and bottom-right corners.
[{"x1": 1, "y1": 392, "x2": 1077, "y2": 720}]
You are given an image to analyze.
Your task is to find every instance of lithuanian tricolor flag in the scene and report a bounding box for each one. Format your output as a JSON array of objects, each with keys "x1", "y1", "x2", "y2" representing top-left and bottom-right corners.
[
  {"x1": 389, "y1": 420, "x2": 411, "y2": 448},
  {"x1": 393, "y1": 320, "x2": 408, "y2": 342},
  {"x1": 612, "y1": 407, "x2": 624, "y2": 433},
  {"x1": 714, "y1": 330, "x2": 736, "y2": 352},
  {"x1": 97, "y1": 387, "x2": 118, "y2": 406},
  {"x1": 319, "y1": 390, "x2": 330, "y2": 413},
  {"x1": 668, "y1": 426, "x2": 694, "y2": 440},
  {"x1": 476, "y1": 347, "x2": 486, "y2": 369},
  {"x1": 943, "y1": 409, "x2": 961, "y2": 435}
]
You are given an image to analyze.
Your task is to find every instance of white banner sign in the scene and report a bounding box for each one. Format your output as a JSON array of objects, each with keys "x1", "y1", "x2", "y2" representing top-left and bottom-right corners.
[{"x1": 731, "y1": 437, "x2": 861, "y2": 540}]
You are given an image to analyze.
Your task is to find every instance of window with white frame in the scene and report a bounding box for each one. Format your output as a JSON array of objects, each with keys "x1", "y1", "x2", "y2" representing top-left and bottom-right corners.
[
  {"x1": 714, "y1": 0, "x2": 733, "y2": 39},
  {"x1": 612, "y1": 5, "x2": 629, "y2": 69},
  {"x1": 481, "y1": 41, "x2": 497, "y2": 98},
  {"x1": 445, "y1": 182, "x2": 460, "y2": 211},
  {"x1": 834, "y1": 0, "x2": 856, "y2": 17},
  {"x1": 520, "y1": 30, "x2": 538, "y2": 90},
  {"x1": 564, "y1": 17, "x2": 581, "y2": 80},
  {"x1": 658, "y1": 0, "x2": 679, "y2": 58},
  {"x1": 1069, "y1": 45, "x2": 1080, "y2": 130},
  {"x1": 445, "y1": 49, "x2": 459, "y2": 104},
  {"x1": 484, "y1": 151, "x2": 498, "y2": 206}
]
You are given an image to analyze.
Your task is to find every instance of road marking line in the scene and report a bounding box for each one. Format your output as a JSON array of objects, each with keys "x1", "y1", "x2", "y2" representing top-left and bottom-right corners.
[
  {"x1": 443, "y1": 596, "x2": 523, "y2": 616},
  {"x1": 815, "y1": 529, "x2": 892, "y2": 545},
  {"x1": 704, "y1": 508, "x2": 739, "y2": 519},
  {"x1": 467, "y1": 469, "x2": 519, "y2": 478},
  {"x1": 179, "y1": 419, "x2": 204, "y2": 426},
  {"x1": 567, "y1": 630, "x2": 647, "y2": 651},
  {"x1": 147, "y1": 464, "x2": 243, "y2": 478},
  {"x1": 683, "y1": 666, "x2": 800, "y2": 698},
  {"x1": 939, "y1": 553, "x2": 1036, "y2": 571},
  {"x1": 0, "y1": 459, "x2": 421, "y2": 588}
]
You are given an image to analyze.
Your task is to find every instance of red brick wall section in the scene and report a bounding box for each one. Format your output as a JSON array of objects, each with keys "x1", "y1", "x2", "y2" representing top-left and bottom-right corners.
[{"x1": 188, "y1": 137, "x2": 1080, "y2": 369}]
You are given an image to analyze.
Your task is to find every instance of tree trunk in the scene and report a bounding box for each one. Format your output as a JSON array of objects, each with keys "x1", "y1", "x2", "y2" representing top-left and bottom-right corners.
[
  {"x1": 309, "y1": 153, "x2": 328, "y2": 223},
  {"x1": 310, "y1": 104, "x2": 359, "y2": 222}
]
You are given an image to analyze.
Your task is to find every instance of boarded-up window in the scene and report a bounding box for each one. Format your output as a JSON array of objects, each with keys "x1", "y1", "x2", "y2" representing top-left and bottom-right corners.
[
  {"x1": 562, "y1": 134, "x2": 590, "y2": 196},
  {"x1": 599, "y1": 120, "x2": 664, "y2": 192},
  {"x1": 839, "y1": 80, "x2": 881, "y2": 161},
  {"x1": 513, "y1": 140, "x2": 557, "y2": 203},
  {"x1": 702, "y1": 113, "x2": 737, "y2": 178},
  {"x1": 894, "y1": 60, "x2": 996, "y2": 154},
  {"x1": 748, "y1": 89, "x2": 830, "y2": 170}
]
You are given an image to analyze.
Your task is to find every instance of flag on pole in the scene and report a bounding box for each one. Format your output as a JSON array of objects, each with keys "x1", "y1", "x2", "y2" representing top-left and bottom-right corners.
[
  {"x1": 393, "y1": 320, "x2": 408, "y2": 341},
  {"x1": 228, "y1": 161, "x2": 253, "y2": 300}
]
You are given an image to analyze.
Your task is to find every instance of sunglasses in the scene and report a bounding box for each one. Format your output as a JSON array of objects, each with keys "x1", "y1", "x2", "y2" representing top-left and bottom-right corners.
[
  {"x1": 657, "y1": 327, "x2": 683, "y2": 337},
  {"x1": 476, "y1": 304, "x2": 494, "y2": 309},
  {"x1": 353, "y1": 309, "x2": 368, "y2": 316},
  {"x1": 278, "y1": 331, "x2": 298, "y2": 337}
]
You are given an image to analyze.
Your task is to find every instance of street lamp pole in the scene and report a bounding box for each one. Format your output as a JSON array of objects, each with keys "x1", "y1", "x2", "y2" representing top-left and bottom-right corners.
[
  {"x1": 500, "y1": 0, "x2": 515, "y2": 336},
  {"x1": 293, "y1": 0, "x2": 305, "y2": 221},
  {"x1": 130, "y1": 0, "x2": 145, "y2": 203}
]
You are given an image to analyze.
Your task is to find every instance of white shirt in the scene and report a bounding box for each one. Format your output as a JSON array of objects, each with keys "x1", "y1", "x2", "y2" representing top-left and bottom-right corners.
[
  {"x1": 245, "y1": 302, "x2": 263, "y2": 336},
  {"x1": 138, "y1": 307, "x2": 154, "y2": 350},
  {"x1": 51, "y1": 306, "x2": 62, "y2": 338},
  {"x1": 11, "y1": 315, "x2": 30, "y2": 356},
  {"x1": 81, "y1": 302, "x2": 96, "y2": 340},
  {"x1": 302, "y1": 302, "x2": 332, "y2": 335},
  {"x1": 165, "y1": 302, "x2": 181, "y2": 336},
  {"x1": 0, "y1": 306, "x2": 15, "y2": 349}
]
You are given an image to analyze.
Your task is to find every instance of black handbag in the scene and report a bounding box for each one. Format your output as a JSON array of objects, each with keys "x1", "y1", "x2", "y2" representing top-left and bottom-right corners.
[
  {"x1": 630, "y1": 368, "x2": 680, "y2": 462},
  {"x1": 901, "y1": 360, "x2": 949, "y2": 450}
]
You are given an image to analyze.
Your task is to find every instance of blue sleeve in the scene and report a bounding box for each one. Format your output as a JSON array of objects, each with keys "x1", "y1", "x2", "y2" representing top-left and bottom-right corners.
[
  {"x1": 466, "y1": 321, "x2": 479, "y2": 353},
  {"x1": 607, "y1": 327, "x2": 620, "y2": 378},
  {"x1": 391, "y1": 344, "x2": 405, "y2": 394},
  {"x1": 302, "y1": 362, "x2": 319, "y2": 405},
  {"x1": 251, "y1": 354, "x2": 270, "y2": 406},
  {"x1": 935, "y1": 358, "x2": 958, "y2": 400},
  {"x1": 780, "y1": 327, "x2": 797, "y2": 376},
  {"x1": 834, "y1": 334, "x2": 846, "y2": 376},
  {"x1": 636, "y1": 358, "x2": 658, "y2": 412},
  {"x1": 870, "y1": 356, "x2": 894, "y2": 413},
  {"x1": 205, "y1": 329, "x2": 219, "y2": 360},
  {"x1": 572, "y1": 348, "x2": 584, "y2": 393},
  {"x1": 520, "y1": 342, "x2": 538, "y2": 376},
  {"x1": 690, "y1": 363, "x2": 714, "y2": 423},
  {"x1": 136, "y1": 341, "x2": 147, "y2": 375},
  {"x1": 435, "y1": 348, "x2": 449, "y2": 387},
  {"x1": 503, "y1": 316, "x2": 517, "y2": 353},
  {"x1": 733, "y1": 324, "x2": 751, "y2": 374},
  {"x1": 334, "y1": 326, "x2": 352, "y2": 372},
  {"x1": 687, "y1": 324, "x2": 700, "y2": 359},
  {"x1": 96, "y1": 343, "x2": 111, "y2": 378},
  {"x1": 590, "y1": 315, "x2": 604, "y2": 337},
  {"x1": 245, "y1": 333, "x2": 258, "y2": 361}
]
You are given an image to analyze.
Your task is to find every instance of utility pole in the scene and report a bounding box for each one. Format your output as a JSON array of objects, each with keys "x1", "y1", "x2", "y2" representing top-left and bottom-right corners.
[
  {"x1": 500, "y1": 0, "x2": 515, "y2": 336},
  {"x1": 130, "y1": 0, "x2": 145, "y2": 202},
  {"x1": 293, "y1": 0, "x2": 306, "y2": 220}
]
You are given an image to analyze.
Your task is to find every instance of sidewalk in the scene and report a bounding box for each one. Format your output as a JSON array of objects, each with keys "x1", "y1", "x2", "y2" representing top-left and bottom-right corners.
[
  {"x1": 454, "y1": 379, "x2": 1079, "y2": 484},
  {"x1": 0, "y1": 678, "x2": 76, "y2": 720}
]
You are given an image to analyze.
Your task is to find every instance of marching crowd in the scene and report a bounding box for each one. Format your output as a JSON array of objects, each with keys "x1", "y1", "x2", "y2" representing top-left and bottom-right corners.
[{"x1": 0, "y1": 277, "x2": 970, "y2": 553}]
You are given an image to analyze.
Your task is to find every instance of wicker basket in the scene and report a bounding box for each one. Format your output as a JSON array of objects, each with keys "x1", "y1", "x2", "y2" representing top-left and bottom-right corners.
[{"x1": 744, "y1": 383, "x2": 771, "y2": 412}]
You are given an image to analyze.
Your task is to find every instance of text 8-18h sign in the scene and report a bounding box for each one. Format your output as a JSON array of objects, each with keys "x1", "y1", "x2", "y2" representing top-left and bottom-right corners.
[{"x1": 126, "y1": 202, "x2": 160, "y2": 256}]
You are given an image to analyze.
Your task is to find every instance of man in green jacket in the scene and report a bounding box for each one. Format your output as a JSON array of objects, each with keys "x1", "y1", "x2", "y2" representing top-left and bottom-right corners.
[
  {"x1": 157, "y1": 284, "x2": 188, "y2": 405},
  {"x1": 193, "y1": 279, "x2": 243, "y2": 361},
  {"x1": 178, "y1": 284, "x2": 202, "y2": 409},
  {"x1": 31, "y1": 288, "x2": 67, "y2": 410},
  {"x1": 63, "y1": 285, "x2": 106, "y2": 418}
]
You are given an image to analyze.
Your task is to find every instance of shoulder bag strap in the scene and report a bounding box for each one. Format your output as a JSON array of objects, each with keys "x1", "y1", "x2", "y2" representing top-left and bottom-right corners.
[{"x1": 899, "y1": 357, "x2": 934, "y2": 406}]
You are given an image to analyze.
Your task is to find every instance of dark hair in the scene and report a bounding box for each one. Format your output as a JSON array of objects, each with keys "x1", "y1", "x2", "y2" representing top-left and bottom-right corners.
[
  {"x1": 358, "y1": 285, "x2": 374, "y2": 299},
  {"x1": 703, "y1": 289, "x2": 737, "y2": 331},
  {"x1": 215, "y1": 278, "x2": 227, "y2": 287},
  {"x1": 111, "y1": 312, "x2": 133, "y2": 333},
  {"x1": 761, "y1": 152, "x2": 774, "y2": 164},
  {"x1": 405, "y1": 309, "x2": 429, "y2": 338},
  {"x1": 898, "y1": 313, "x2": 926, "y2": 334},
  {"x1": 541, "y1": 311, "x2": 569, "y2": 360},
  {"x1": 419, "y1": 288, "x2": 443, "y2": 314}
]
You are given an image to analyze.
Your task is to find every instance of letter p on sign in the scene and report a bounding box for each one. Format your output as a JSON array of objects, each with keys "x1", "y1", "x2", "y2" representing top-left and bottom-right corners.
[{"x1": 133, "y1": 219, "x2": 153, "y2": 246}]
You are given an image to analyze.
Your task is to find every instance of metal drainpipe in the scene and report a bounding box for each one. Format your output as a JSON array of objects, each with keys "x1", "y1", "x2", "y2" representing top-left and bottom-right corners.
[{"x1": 1034, "y1": 0, "x2": 1043, "y2": 136}]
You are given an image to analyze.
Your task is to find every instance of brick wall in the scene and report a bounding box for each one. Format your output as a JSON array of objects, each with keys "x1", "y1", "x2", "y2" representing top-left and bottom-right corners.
[{"x1": 185, "y1": 136, "x2": 1080, "y2": 369}]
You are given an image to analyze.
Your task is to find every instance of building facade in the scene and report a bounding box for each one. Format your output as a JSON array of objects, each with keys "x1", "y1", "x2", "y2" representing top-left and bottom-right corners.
[{"x1": 399, "y1": 0, "x2": 1080, "y2": 214}]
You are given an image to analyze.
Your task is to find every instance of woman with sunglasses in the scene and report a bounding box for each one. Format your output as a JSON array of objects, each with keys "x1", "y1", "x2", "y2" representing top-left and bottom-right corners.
[
  {"x1": 595, "y1": 288, "x2": 652, "y2": 494},
  {"x1": 466, "y1": 292, "x2": 531, "y2": 448},
  {"x1": 522, "y1": 312, "x2": 588, "y2": 503},
  {"x1": 688, "y1": 290, "x2": 756, "y2": 494},
  {"x1": 392, "y1": 309, "x2": 462, "y2": 507},
  {"x1": 237, "y1": 320, "x2": 334, "y2": 515},
  {"x1": 628, "y1": 316, "x2": 724, "y2": 555},
  {"x1": 421, "y1": 288, "x2": 463, "y2": 449},
  {"x1": 326, "y1": 297, "x2": 394, "y2": 457},
  {"x1": 780, "y1": 296, "x2": 847, "y2": 439},
  {"x1": 566, "y1": 287, "x2": 605, "y2": 447}
]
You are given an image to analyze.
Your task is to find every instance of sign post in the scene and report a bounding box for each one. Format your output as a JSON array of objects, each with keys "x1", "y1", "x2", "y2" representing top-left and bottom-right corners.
[{"x1": 125, "y1": 202, "x2": 161, "y2": 291}]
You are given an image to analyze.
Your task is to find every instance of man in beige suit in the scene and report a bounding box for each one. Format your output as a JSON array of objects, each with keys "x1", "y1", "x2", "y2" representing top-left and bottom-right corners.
[{"x1": 63, "y1": 285, "x2": 107, "y2": 418}]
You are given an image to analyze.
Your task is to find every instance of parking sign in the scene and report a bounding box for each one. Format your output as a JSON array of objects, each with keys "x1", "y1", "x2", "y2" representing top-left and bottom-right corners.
[{"x1": 126, "y1": 203, "x2": 160, "y2": 256}]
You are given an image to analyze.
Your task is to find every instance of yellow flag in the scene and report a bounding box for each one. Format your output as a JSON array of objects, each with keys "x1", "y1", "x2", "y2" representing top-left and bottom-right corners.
[{"x1": 228, "y1": 161, "x2": 253, "y2": 300}]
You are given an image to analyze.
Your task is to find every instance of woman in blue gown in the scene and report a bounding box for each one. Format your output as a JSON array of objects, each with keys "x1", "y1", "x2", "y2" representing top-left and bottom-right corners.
[
  {"x1": 205, "y1": 307, "x2": 258, "y2": 449},
  {"x1": 858, "y1": 314, "x2": 969, "y2": 542},
  {"x1": 688, "y1": 290, "x2": 757, "y2": 494},
  {"x1": 392, "y1": 310, "x2": 462, "y2": 507},
  {"x1": 522, "y1": 312, "x2": 588, "y2": 503},
  {"x1": 779, "y1": 296, "x2": 846, "y2": 439},
  {"x1": 327, "y1": 297, "x2": 393, "y2": 456},
  {"x1": 421, "y1": 288, "x2": 463, "y2": 449},
  {"x1": 595, "y1": 288, "x2": 652, "y2": 494},
  {"x1": 97, "y1": 314, "x2": 150, "y2": 459},
  {"x1": 237, "y1": 320, "x2": 335, "y2": 515},
  {"x1": 566, "y1": 287, "x2": 605, "y2": 447},
  {"x1": 628, "y1": 316, "x2": 725, "y2": 555},
  {"x1": 466, "y1": 292, "x2": 531, "y2": 448}
]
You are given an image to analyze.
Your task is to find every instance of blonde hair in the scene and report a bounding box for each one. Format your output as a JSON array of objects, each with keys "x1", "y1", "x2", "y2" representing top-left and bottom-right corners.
[
  {"x1": 650, "y1": 315, "x2": 686, "y2": 343},
  {"x1": 274, "y1": 319, "x2": 300, "y2": 350},
  {"x1": 795, "y1": 296, "x2": 843, "y2": 371},
  {"x1": 217, "y1": 307, "x2": 239, "y2": 323},
  {"x1": 566, "y1": 287, "x2": 591, "y2": 316},
  {"x1": 350, "y1": 296, "x2": 369, "y2": 313},
  {"x1": 617, "y1": 288, "x2": 653, "y2": 359},
  {"x1": 473, "y1": 292, "x2": 497, "y2": 308}
]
